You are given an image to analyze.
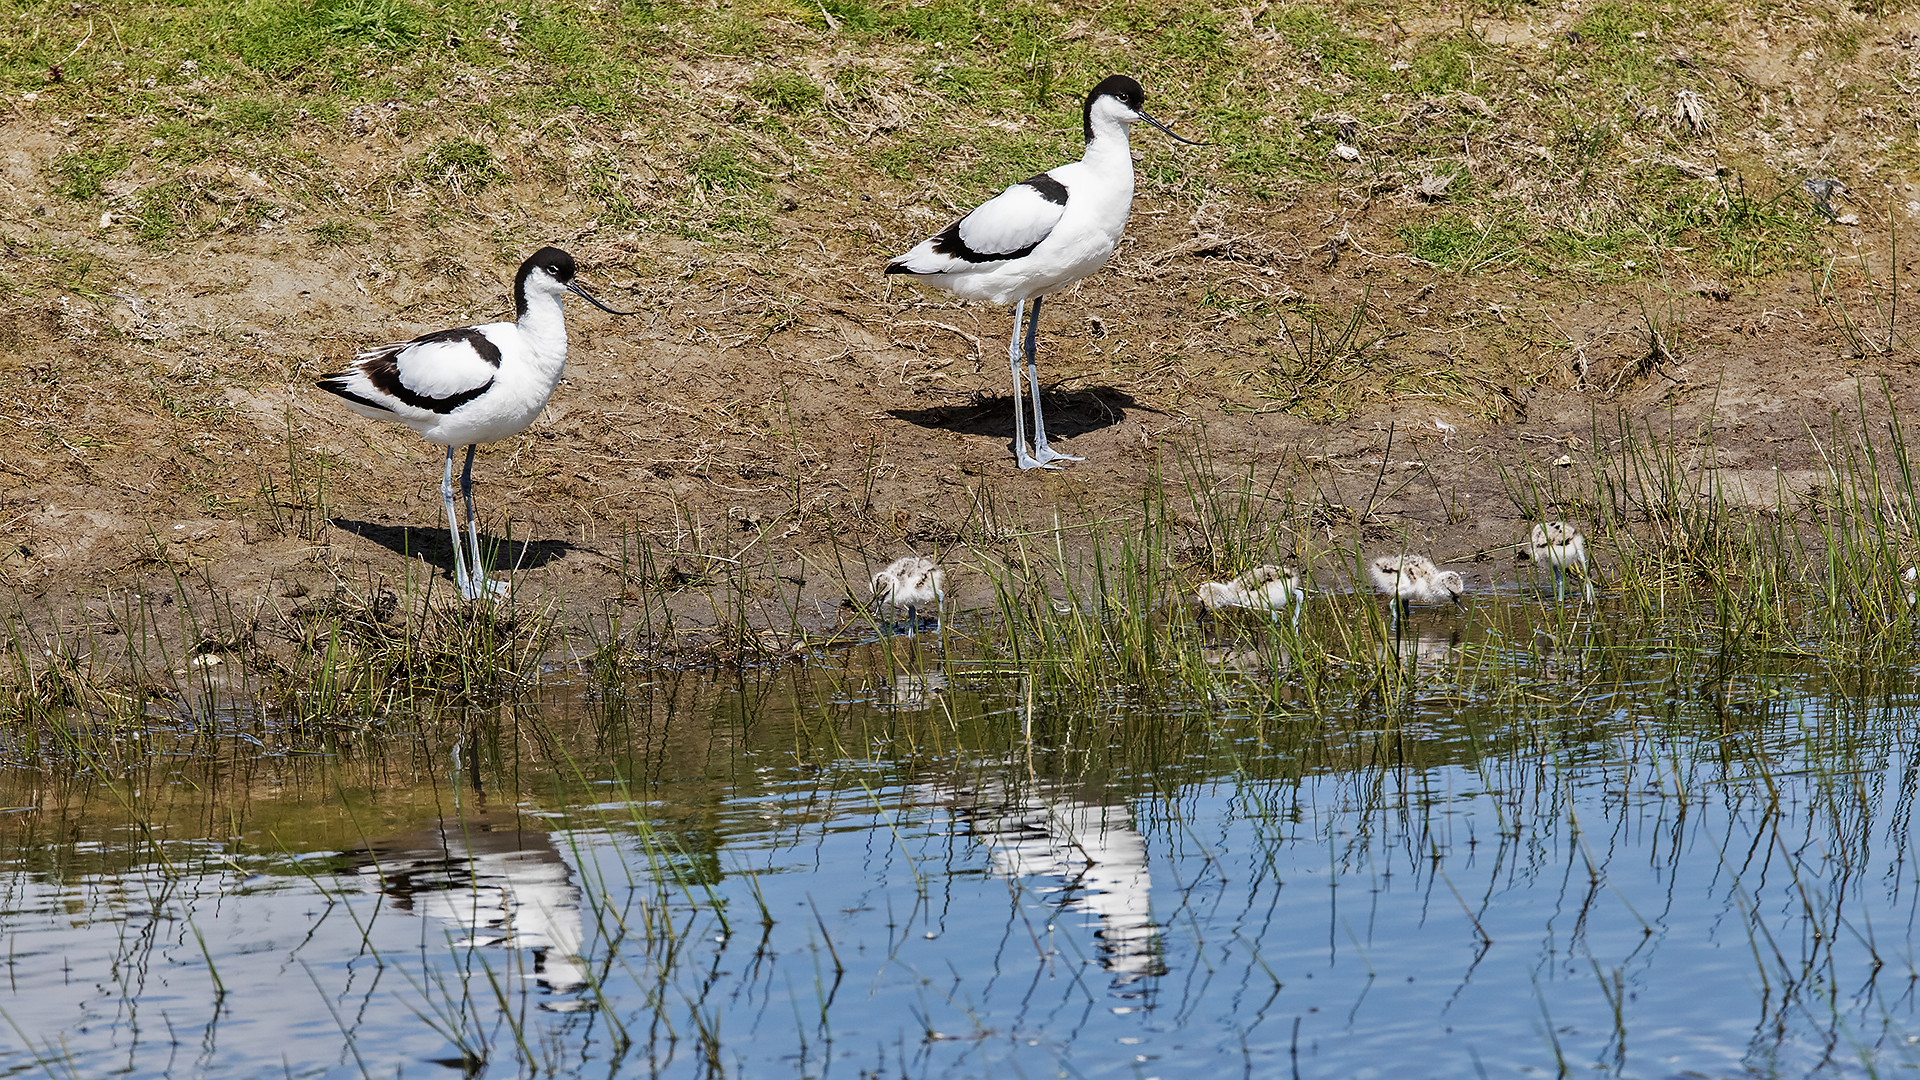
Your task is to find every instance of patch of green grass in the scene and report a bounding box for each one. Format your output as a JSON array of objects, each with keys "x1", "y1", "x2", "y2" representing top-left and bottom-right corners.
[
  {"x1": 747, "y1": 70, "x2": 823, "y2": 113},
  {"x1": 707, "y1": 15, "x2": 771, "y2": 55},
  {"x1": 49, "y1": 146, "x2": 130, "y2": 201},
  {"x1": 123, "y1": 175, "x2": 271, "y2": 245},
  {"x1": 1569, "y1": 0, "x2": 1666, "y2": 49},
  {"x1": 823, "y1": 0, "x2": 981, "y2": 43},
  {"x1": 686, "y1": 141, "x2": 765, "y2": 192},
  {"x1": 309, "y1": 219, "x2": 372, "y2": 247},
  {"x1": 316, "y1": 0, "x2": 421, "y2": 47},
  {"x1": 411, "y1": 137, "x2": 506, "y2": 194},
  {"x1": 1400, "y1": 211, "x2": 1523, "y2": 272},
  {"x1": 1686, "y1": 175, "x2": 1820, "y2": 277},
  {"x1": 1409, "y1": 33, "x2": 1483, "y2": 93},
  {"x1": 128, "y1": 179, "x2": 196, "y2": 244},
  {"x1": 146, "y1": 119, "x2": 226, "y2": 166},
  {"x1": 1536, "y1": 225, "x2": 1643, "y2": 279},
  {"x1": 578, "y1": 156, "x2": 646, "y2": 230},
  {"x1": 696, "y1": 208, "x2": 773, "y2": 238},
  {"x1": 1099, "y1": 5, "x2": 1230, "y2": 65},
  {"x1": 1262, "y1": 5, "x2": 1383, "y2": 80},
  {"x1": 830, "y1": 62, "x2": 884, "y2": 107},
  {"x1": 912, "y1": 61, "x2": 1000, "y2": 103},
  {"x1": 218, "y1": 97, "x2": 289, "y2": 136},
  {"x1": 1554, "y1": 120, "x2": 1622, "y2": 186},
  {"x1": 522, "y1": 7, "x2": 597, "y2": 65},
  {"x1": 232, "y1": 0, "x2": 424, "y2": 76},
  {"x1": 873, "y1": 127, "x2": 1057, "y2": 194}
]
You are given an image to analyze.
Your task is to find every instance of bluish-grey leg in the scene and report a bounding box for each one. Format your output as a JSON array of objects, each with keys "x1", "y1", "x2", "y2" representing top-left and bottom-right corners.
[
  {"x1": 1007, "y1": 301, "x2": 1052, "y2": 471},
  {"x1": 459, "y1": 445, "x2": 503, "y2": 600},
  {"x1": 441, "y1": 448, "x2": 472, "y2": 597},
  {"x1": 1024, "y1": 296, "x2": 1081, "y2": 465}
]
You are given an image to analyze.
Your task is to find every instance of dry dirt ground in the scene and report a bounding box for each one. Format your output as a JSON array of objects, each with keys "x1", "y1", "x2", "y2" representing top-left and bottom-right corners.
[{"x1": 2, "y1": 93, "x2": 1918, "y2": 664}]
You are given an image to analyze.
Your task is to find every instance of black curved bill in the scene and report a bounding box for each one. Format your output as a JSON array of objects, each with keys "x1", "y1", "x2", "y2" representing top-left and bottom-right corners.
[
  {"x1": 1141, "y1": 109, "x2": 1207, "y2": 146},
  {"x1": 568, "y1": 280, "x2": 638, "y2": 315}
]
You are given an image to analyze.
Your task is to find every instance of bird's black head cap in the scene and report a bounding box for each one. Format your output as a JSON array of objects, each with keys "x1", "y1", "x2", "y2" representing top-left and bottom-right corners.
[
  {"x1": 514, "y1": 247, "x2": 577, "y2": 317},
  {"x1": 1083, "y1": 74, "x2": 1146, "y2": 142}
]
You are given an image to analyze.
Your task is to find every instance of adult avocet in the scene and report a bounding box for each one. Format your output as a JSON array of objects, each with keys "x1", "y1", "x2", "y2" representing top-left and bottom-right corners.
[
  {"x1": 318, "y1": 247, "x2": 633, "y2": 601},
  {"x1": 885, "y1": 74, "x2": 1201, "y2": 470},
  {"x1": 1524, "y1": 520, "x2": 1594, "y2": 602},
  {"x1": 1195, "y1": 565, "x2": 1309, "y2": 628},
  {"x1": 871, "y1": 555, "x2": 947, "y2": 634},
  {"x1": 1369, "y1": 554, "x2": 1465, "y2": 622}
]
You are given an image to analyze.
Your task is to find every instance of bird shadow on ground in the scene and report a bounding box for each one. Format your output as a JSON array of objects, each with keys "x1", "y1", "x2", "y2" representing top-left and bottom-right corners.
[
  {"x1": 886, "y1": 386, "x2": 1147, "y2": 441},
  {"x1": 330, "y1": 519, "x2": 574, "y2": 579}
]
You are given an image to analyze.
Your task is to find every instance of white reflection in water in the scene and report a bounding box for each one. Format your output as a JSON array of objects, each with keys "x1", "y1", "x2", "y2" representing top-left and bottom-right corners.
[
  {"x1": 1378, "y1": 627, "x2": 1461, "y2": 671},
  {"x1": 877, "y1": 669, "x2": 947, "y2": 709},
  {"x1": 1201, "y1": 645, "x2": 1266, "y2": 676},
  {"x1": 333, "y1": 816, "x2": 588, "y2": 1000},
  {"x1": 932, "y1": 780, "x2": 1167, "y2": 986}
]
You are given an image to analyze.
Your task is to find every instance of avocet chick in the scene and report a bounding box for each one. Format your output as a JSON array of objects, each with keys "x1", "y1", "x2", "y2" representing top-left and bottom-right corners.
[
  {"x1": 1904, "y1": 566, "x2": 1916, "y2": 608},
  {"x1": 1525, "y1": 520, "x2": 1594, "y2": 602},
  {"x1": 1195, "y1": 565, "x2": 1309, "y2": 628},
  {"x1": 1368, "y1": 554, "x2": 1464, "y2": 621},
  {"x1": 871, "y1": 556, "x2": 947, "y2": 635}
]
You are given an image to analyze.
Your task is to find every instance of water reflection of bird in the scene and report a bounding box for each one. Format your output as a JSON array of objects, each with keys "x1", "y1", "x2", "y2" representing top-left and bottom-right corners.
[
  {"x1": 1524, "y1": 520, "x2": 1594, "y2": 602},
  {"x1": 885, "y1": 75, "x2": 1201, "y2": 470},
  {"x1": 878, "y1": 670, "x2": 948, "y2": 709},
  {"x1": 1200, "y1": 646, "x2": 1265, "y2": 675},
  {"x1": 1377, "y1": 627, "x2": 1462, "y2": 673},
  {"x1": 1195, "y1": 565, "x2": 1308, "y2": 628},
  {"x1": 931, "y1": 779, "x2": 1165, "y2": 985},
  {"x1": 1369, "y1": 554, "x2": 1464, "y2": 620},
  {"x1": 871, "y1": 555, "x2": 947, "y2": 634},
  {"x1": 318, "y1": 248, "x2": 634, "y2": 600},
  {"x1": 331, "y1": 816, "x2": 589, "y2": 1001}
]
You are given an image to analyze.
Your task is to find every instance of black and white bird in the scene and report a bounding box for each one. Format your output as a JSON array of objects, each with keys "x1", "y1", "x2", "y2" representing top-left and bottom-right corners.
[
  {"x1": 1369, "y1": 554, "x2": 1465, "y2": 623},
  {"x1": 1524, "y1": 521, "x2": 1594, "y2": 602},
  {"x1": 885, "y1": 74, "x2": 1201, "y2": 470},
  {"x1": 1195, "y1": 565, "x2": 1309, "y2": 629},
  {"x1": 318, "y1": 247, "x2": 633, "y2": 601},
  {"x1": 871, "y1": 555, "x2": 947, "y2": 635}
]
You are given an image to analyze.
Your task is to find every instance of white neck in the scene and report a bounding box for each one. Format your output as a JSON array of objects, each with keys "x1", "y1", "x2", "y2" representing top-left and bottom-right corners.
[
  {"x1": 516, "y1": 290, "x2": 571, "y2": 368},
  {"x1": 1084, "y1": 123, "x2": 1135, "y2": 167}
]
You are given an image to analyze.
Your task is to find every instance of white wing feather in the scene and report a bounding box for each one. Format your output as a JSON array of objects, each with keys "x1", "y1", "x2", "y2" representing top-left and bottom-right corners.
[
  {"x1": 954, "y1": 183, "x2": 1065, "y2": 258},
  {"x1": 891, "y1": 180, "x2": 1067, "y2": 274},
  {"x1": 360, "y1": 323, "x2": 511, "y2": 399}
]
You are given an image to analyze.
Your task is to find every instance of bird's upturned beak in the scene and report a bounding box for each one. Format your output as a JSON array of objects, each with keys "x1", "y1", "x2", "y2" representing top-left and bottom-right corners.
[
  {"x1": 1140, "y1": 110, "x2": 1207, "y2": 146},
  {"x1": 568, "y1": 280, "x2": 639, "y2": 316}
]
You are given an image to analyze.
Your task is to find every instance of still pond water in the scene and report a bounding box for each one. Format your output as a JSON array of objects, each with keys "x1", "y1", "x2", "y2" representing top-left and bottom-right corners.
[{"x1": 3, "y1": 613, "x2": 1919, "y2": 1078}]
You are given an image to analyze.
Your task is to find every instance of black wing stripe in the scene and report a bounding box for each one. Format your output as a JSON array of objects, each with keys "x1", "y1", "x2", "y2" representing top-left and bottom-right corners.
[
  {"x1": 317, "y1": 379, "x2": 398, "y2": 415},
  {"x1": 317, "y1": 325, "x2": 501, "y2": 416},
  {"x1": 1019, "y1": 172, "x2": 1069, "y2": 205},
  {"x1": 406, "y1": 327, "x2": 504, "y2": 366},
  {"x1": 926, "y1": 219, "x2": 1046, "y2": 265},
  {"x1": 366, "y1": 327, "x2": 499, "y2": 413},
  {"x1": 922, "y1": 174, "x2": 1068, "y2": 265},
  {"x1": 317, "y1": 369, "x2": 494, "y2": 415}
]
